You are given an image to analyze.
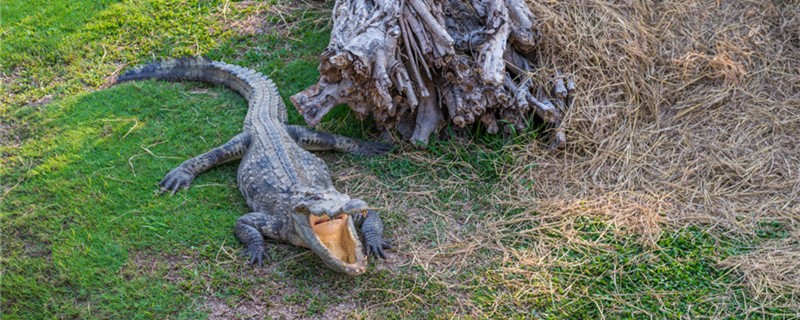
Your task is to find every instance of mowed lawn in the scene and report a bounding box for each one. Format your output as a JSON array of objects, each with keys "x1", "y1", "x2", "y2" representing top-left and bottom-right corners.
[{"x1": 2, "y1": 0, "x2": 798, "y2": 318}]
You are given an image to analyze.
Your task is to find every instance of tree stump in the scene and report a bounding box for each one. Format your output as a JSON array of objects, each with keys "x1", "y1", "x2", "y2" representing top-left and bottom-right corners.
[{"x1": 291, "y1": 0, "x2": 573, "y2": 147}]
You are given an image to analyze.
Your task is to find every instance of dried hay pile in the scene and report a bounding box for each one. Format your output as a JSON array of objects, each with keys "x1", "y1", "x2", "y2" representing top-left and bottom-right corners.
[{"x1": 500, "y1": 0, "x2": 800, "y2": 309}]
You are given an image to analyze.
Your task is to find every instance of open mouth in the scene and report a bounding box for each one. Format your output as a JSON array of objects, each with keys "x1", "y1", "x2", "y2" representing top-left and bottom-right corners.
[{"x1": 309, "y1": 214, "x2": 357, "y2": 264}]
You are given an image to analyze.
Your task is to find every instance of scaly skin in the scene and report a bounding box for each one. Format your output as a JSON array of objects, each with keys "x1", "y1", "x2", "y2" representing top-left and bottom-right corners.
[{"x1": 116, "y1": 57, "x2": 391, "y2": 275}]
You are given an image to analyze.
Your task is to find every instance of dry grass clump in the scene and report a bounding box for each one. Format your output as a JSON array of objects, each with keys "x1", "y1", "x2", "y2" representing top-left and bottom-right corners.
[
  {"x1": 215, "y1": 0, "x2": 329, "y2": 37},
  {"x1": 497, "y1": 0, "x2": 800, "y2": 306},
  {"x1": 500, "y1": 192, "x2": 667, "y2": 245},
  {"x1": 720, "y1": 232, "x2": 800, "y2": 311}
]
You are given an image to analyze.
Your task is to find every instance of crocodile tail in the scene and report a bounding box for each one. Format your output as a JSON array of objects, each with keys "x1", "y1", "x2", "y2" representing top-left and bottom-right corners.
[
  {"x1": 115, "y1": 56, "x2": 272, "y2": 102},
  {"x1": 116, "y1": 56, "x2": 213, "y2": 83}
]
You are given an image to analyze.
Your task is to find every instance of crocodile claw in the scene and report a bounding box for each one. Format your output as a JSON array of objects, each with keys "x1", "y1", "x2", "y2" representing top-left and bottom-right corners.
[
  {"x1": 356, "y1": 141, "x2": 393, "y2": 156},
  {"x1": 242, "y1": 247, "x2": 268, "y2": 267},
  {"x1": 365, "y1": 239, "x2": 391, "y2": 260},
  {"x1": 158, "y1": 165, "x2": 195, "y2": 195}
]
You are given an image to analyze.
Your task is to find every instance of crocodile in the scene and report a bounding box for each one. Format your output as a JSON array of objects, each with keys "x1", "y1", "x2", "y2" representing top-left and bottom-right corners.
[{"x1": 116, "y1": 57, "x2": 391, "y2": 275}]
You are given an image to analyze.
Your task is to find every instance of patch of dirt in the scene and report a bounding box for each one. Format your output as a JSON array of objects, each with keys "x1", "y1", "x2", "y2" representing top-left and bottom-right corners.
[
  {"x1": 123, "y1": 251, "x2": 198, "y2": 282},
  {"x1": 0, "y1": 120, "x2": 19, "y2": 150},
  {"x1": 0, "y1": 69, "x2": 50, "y2": 158},
  {"x1": 0, "y1": 68, "x2": 22, "y2": 106},
  {"x1": 206, "y1": 296, "x2": 267, "y2": 320},
  {"x1": 229, "y1": 14, "x2": 268, "y2": 36},
  {"x1": 213, "y1": 0, "x2": 329, "y2": 38},
  {"x1": 205, "y1": 288, "x2": 359, "y2": 319},
  {"x1": 22, "y1": 240, "x2": 52, "y2": 259},
  {"x1": 9, "y1": 227, "x2": 53, "y2": 259},
  {"x1": 26, "y1": 94, "x2": 53, "y2": 107}
]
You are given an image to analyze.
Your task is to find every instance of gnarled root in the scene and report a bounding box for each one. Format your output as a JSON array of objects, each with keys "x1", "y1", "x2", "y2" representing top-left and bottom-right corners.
[{"x1": 291, "y1": 0, "x2": 574, "y2": 147}]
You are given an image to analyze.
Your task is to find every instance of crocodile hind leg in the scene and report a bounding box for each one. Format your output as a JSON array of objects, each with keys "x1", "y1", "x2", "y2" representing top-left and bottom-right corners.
[
  {"x1": 159, "y1": 132, "x2": 251, "y2": 194},
  {"x1": 285, "y1": 125, "x2": 392, "y2": 156},
  {"x1": 235, "y1": 211, "x2": 296, "y2": 266}
]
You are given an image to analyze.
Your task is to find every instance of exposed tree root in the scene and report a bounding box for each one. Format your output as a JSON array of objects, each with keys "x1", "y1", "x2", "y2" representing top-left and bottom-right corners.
[{"x1": 291, "y1": 0, "x2": 573, "y2": 146}]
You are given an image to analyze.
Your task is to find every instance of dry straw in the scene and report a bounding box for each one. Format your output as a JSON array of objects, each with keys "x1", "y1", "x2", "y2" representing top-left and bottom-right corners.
[{"x1": 509, "y1": 0, "x2": 799, "y2": 309}]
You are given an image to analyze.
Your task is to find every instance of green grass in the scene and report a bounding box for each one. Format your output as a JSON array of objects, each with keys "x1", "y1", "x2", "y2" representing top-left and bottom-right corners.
[{"x1": 2, "y1": 0, "x2": 797, "y2": 318}]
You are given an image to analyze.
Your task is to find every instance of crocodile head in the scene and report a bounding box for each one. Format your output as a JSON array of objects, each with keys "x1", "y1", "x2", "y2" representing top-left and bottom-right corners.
[{"x1": 291, "y1": 194, "x2": 369, "y2": 275}]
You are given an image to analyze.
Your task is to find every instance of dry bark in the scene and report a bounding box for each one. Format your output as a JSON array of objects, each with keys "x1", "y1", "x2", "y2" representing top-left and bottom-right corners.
[{"x1": 291, "y1": 0, "x2": 573, "y2": 146}]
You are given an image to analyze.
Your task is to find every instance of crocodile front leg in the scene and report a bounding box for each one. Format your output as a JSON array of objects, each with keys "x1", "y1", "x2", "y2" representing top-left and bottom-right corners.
[
  {"x1": 159, "y1": 132, "x2": 250, "y2": 194},
  {"x1": 234, "y1": 211, "x2": 295, "y2": 266},
  {"x1": 355, "y1": 210, "x2": 391, "y2": 259}
]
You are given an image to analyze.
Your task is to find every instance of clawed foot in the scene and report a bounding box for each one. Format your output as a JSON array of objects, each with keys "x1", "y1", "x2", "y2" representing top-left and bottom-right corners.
[
  {"x1": 356, "y1": 141, "x2": 393, "y2": 156},
  {"x1": 242, "y1": 246, "x2": 269, "y2": 267},
  {"x1": 365, "y1": 238, "x2": 392, "y2": 260},
  {"x1": 359, "y1": 210, "x2": 390, "y2": 259},
  {"x1": 158, "y1": 165, "x2": 195, "y2": 194}
]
